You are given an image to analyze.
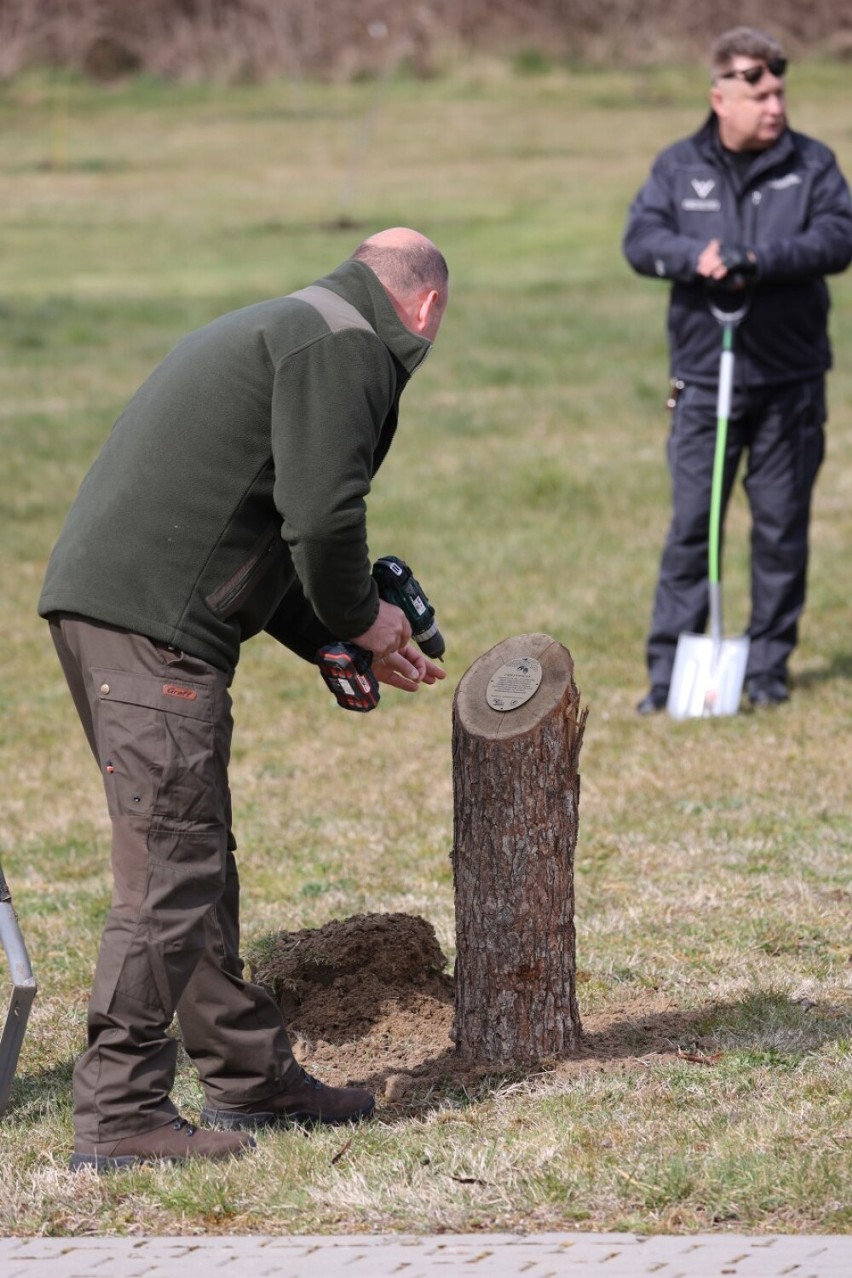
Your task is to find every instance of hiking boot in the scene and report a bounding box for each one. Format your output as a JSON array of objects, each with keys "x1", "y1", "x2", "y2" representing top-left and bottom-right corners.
[
  {"x1": 69, "y1": 1116, "x2": 256, "y2": 1172},
  {"x1": 636, "y1": 684, "x2": 668, "y2": 715},
  {"x1": 747, "y1": 675, "x2": 790, "y2": 708},
  {"x1": 201, "y1": 1068, "x2": 376, "y2": 1131}
]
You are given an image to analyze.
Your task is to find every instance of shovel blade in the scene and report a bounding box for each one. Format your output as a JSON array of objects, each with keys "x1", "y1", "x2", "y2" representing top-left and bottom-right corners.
[
  {"x1": 666, "y1": 632, "x2": 750, "y2": 720},
  {"x1": 0, "y1": 899, "x2": 37, "y2": 1118}
]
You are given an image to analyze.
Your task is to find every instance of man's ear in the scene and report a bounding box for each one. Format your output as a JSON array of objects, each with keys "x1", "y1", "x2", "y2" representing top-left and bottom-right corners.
[
  {"x1": 418, "y1": 290, "x2": 439, "y2": 326},
  {"x1": 417, "y1": 289, "x2": 442, "y2": 337}
]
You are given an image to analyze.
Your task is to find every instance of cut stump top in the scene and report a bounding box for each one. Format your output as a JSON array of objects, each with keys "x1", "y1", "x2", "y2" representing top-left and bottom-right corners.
[{"x1": 453, "y1": 632, "x2": 577, "y2": 741}]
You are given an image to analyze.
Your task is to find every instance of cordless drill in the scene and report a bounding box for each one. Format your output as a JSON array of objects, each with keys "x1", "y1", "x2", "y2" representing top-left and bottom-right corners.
[{"x1": 316, "y1": 556, "x2": 444, "y2": 712}]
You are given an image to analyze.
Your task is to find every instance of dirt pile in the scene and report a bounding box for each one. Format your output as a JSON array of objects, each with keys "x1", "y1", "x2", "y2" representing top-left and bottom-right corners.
[
  {"x1": 250, "y1": 912, "x2": 458, "y2": 1102},
  {"x1": 249, "y1": 911, "x2": 729, "y2": 1110}
]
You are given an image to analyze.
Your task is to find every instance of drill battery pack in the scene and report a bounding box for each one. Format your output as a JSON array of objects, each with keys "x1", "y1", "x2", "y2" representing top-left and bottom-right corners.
[{"x1": 316, "y1": 643, "x2": 380, "y2": 712}]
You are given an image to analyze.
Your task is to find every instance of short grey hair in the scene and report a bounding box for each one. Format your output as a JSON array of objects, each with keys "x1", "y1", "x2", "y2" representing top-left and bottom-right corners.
[
  {"x1": 350, "y1": 240, "x2": 449, "y2": 298},
  {"x1": 711, "y1": 27, "x2": 785, "y2": 78}
]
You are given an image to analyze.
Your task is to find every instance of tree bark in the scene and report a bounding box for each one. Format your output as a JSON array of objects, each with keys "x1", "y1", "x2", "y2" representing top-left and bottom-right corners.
[{"x1": 451, "y1": 633, "x2": 586, "y2": 1066}]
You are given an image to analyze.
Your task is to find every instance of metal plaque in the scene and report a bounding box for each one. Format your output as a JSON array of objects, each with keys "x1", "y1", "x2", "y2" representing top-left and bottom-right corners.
[{"x1": 485, "y1": 657, "x2": 543, "y2": 712}]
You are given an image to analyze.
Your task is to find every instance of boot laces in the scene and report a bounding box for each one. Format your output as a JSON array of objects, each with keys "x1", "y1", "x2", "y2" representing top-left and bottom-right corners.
[{"x1": 171, "y1": 1117, "x2": 198, "y2": 1136}]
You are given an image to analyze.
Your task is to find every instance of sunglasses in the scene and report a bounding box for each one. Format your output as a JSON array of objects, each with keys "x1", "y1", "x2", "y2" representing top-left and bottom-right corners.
[{"x1": 718, "y1": 56, "x2": 788, "y2": 86}]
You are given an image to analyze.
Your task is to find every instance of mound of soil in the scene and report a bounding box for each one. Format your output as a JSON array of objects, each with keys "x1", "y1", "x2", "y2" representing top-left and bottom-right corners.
[
  {"x1": 250, "y1": 912, "x2": 723, "y2": 1110},
  {"x1": 251, "y1": 913, "x2": 458, "y2": 1103}
]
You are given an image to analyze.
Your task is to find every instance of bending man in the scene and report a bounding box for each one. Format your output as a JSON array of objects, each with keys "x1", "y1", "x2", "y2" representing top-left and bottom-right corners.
[{"x1": 39, "y1": 228, "x2": 449, "y2": 1170}]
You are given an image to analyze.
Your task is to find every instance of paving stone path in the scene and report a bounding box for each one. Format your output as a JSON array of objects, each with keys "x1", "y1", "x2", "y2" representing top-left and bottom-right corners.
[{"x1": 1, "y1": 1232, "x2": 851, "y2": 1277}]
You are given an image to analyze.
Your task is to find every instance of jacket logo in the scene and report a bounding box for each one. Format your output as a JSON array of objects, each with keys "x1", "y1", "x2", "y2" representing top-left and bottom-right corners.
[
  {"x1": 163, "y1": 684, "x2": 197, "y2": 701},
  {"x1": 769, "y1": 173, "x2": 802, "y2": 190},
  {"x1": 691, "y1": 179, "x2": 715, "y2": 199},
  {"x1": 682, "y1": 198, "x2": 721, "y2": 212}
]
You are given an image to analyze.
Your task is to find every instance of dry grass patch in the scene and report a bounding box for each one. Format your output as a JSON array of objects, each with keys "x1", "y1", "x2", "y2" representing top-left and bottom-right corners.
[{"x1": 1, "y1": 63, "x2": 851, "y2": 1236}]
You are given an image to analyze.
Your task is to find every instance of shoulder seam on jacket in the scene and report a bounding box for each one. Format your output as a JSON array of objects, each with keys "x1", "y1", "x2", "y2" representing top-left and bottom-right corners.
[{"x1": 288, "y1": 285, "x2": 377, "y2": 336}]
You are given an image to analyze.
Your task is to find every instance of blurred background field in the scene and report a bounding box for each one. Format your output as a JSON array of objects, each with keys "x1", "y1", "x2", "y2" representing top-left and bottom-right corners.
[{"x1": 1, "y1": 15, "x2": 851, "y2": 1235}]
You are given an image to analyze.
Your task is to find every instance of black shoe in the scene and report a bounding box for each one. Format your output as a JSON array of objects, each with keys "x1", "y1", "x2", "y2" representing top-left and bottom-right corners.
[
  {"x1": 746, "y1": 675, "x2": 789, "y2": 708},
  {"x1": 636, "y1": 685, "x2": 668, "y2": 715},
  {"x1": 69, "y1": 1116, "x2": 256, "y2": 1172},
  {"x1": 201, "y1": 1068, "x2": 376, "y2": 1131}
]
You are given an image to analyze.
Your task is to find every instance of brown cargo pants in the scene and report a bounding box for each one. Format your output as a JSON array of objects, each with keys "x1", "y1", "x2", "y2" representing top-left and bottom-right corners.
[{"x1": 48, "y1": 613, "x2": 298, "y2": 1143}]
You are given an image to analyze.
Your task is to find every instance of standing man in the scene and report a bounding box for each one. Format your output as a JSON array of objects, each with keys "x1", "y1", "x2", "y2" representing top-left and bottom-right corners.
[
  {"x1": 38, "y1": 227, "x2": 449, "y2": 1170},
  {"x1": 624, "y1": 28, "x2": 852, "y2": 713}
]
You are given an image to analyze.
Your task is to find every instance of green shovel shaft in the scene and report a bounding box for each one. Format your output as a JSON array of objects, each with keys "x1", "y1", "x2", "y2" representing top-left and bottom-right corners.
[{"x1": 708, "y1": 323, "x2": 734, "y2": 588}]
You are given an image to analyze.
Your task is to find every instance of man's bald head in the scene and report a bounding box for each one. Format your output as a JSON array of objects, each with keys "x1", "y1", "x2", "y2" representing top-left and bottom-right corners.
[
  {"x1": 351, "y1": 226, "x2": 449, "y2": 342},
  {"x1": 352, "y1": 228, "x2": 447, "y2": 298}
]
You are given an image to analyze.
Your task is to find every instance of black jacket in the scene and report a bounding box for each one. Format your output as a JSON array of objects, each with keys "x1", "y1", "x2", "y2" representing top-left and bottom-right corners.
[{"x1": 623, "y1": 115, "x2": 852, "y2": 386}]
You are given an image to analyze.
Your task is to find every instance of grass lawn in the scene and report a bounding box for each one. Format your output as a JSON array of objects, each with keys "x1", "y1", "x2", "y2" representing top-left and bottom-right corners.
[{"x1": 1, "y1": 56, "x2": 851, "y2": 1235}]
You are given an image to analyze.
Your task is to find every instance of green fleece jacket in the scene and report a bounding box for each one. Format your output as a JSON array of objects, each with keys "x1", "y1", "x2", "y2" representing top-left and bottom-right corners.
[{"x1": 38, "y1": 261, "x2": 432, "y2": 672}]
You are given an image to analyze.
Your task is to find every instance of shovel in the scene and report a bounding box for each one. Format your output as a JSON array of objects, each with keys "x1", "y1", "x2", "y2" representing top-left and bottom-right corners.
[
  {"x1": 666, "y1": 304, "x2": 750, "y2": 719},
  {"x1": 0, "y1": 862, "x2": 37, "y2": 1117}
]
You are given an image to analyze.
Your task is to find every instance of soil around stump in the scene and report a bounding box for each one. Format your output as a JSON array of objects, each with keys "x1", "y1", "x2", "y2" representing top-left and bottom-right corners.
[
  {"x1": 251, "y1": 912, "x2": 457, "y2": 1104},
  {"x1": 249, "y1": 911, "x2": 741, "y2": 1112}
]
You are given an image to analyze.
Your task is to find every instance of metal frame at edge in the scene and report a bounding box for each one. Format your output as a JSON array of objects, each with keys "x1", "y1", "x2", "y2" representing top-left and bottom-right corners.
[{"x1": 0, "y1": 864, "x2": 38, "y2": 1117}]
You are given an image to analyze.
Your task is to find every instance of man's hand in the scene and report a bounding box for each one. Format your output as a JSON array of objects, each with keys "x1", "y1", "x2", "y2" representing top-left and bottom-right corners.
[
  {"x1": 696, "y1": 238, "x2": 727, "y2": 280},
  {"x1": 373, "y1": 644, "x2": 447, "y2": 693},
  {"x1": 351, "y1": 599, "x2": 411, "y2": 659},
  {"x1": 697, "y1": 238, "x2": 757, "y2": 287},
  {"x1": 719, "y1": 243, "x2": 757, "y2": 276}
]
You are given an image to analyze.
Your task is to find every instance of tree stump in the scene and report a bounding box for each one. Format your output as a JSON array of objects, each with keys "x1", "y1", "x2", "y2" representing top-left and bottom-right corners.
[{"x1": 451, "y1": 633, "x2": 587, "y2": 1066}]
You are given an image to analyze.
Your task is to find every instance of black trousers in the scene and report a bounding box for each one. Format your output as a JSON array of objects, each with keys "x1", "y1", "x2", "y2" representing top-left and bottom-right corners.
[
  {"x1": 48, "y1": 613, "x2": 298, "y2": 1143},
  {"x1": 646, "y1": 377, "x2": 825, "y2": 689}
]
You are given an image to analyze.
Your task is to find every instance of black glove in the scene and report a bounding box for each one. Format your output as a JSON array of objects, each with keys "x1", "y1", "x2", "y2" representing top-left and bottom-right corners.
[{"x1": 719, "y1": 243, "x2": 757, "y2": 276}]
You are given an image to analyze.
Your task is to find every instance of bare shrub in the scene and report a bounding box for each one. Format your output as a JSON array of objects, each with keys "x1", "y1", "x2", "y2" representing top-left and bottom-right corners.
[{"x1": 1, "y1": 0, "x2": 852, "y2": 82}]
